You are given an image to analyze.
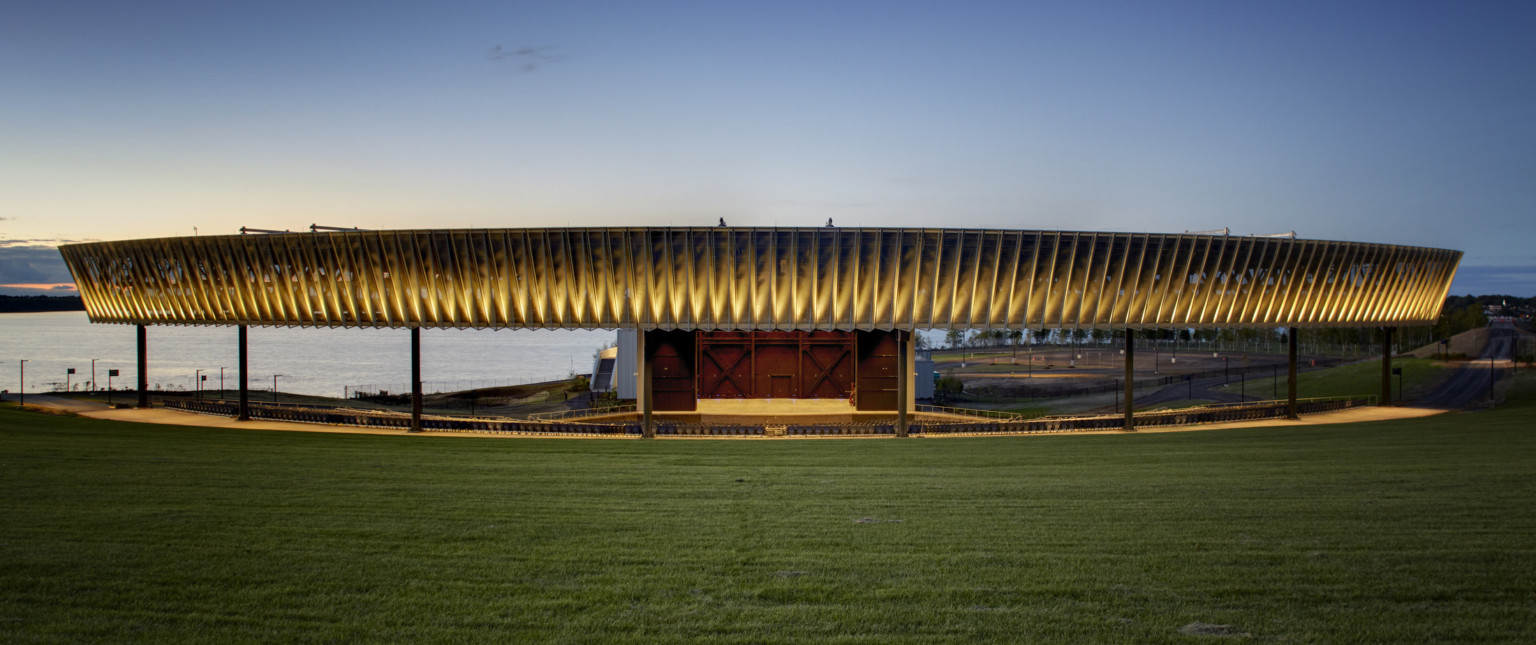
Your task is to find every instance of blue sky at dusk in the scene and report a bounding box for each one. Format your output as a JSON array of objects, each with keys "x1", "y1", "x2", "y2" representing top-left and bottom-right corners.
[{"x1": 1, "y1": 0, "x2": 1532, "y2": 296}]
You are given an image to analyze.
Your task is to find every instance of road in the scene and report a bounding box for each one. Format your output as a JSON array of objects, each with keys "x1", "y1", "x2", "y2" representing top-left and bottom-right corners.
[
  {"x1": 1416, "y1": 321, "x2": 1518, "y2": 409},
  {"x1": 0, "y1": 392, "x2": 112, "y2": 412}
]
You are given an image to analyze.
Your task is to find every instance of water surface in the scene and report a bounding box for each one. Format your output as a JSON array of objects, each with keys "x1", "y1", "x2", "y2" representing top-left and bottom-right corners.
[{"x1": 0, "y1": 312, "x2": 614, "y2": 397}]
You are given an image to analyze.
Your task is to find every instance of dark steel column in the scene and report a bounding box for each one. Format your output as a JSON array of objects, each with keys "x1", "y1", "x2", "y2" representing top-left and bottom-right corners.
[
  {"x1": 639, "y1": 330, "x2": 654, "y2": 438},
  {"x1": 1287, "y1": 327, "x2": 1299, "y2": 419},
  {"x1": 1124, "y1": 329, "x2": 1135, "y2": 431},
  {"x1": 410, "y1": 327, "x2": 423, "y2": 432},
  {"x1": 237, "y1": 325, "x2": 250, "y2": 421},
  {"x1": 136, "y1": 324, "x2": 149, "y2": 408},
  {"x1": 1380, "y1": 326, "x2": 1394, "y2": 407},
  {"x1": 896, "y1": 330, "x2": 909, "y2": 438}
]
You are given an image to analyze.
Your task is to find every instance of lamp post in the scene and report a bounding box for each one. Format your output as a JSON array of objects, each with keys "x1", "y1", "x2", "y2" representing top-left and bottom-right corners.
[
  {"x1": 273, "y1": 374, "x2": 283, "y2": 403},
  {"x1": 19, "y1": 359, "x2": 27, "y2": 406},
  {"x1": 91, "y1": 358, "x2": 98, "y2": 393},
  {"x1": 219, "y1": 367, "x2": 226, "y2": 398}
]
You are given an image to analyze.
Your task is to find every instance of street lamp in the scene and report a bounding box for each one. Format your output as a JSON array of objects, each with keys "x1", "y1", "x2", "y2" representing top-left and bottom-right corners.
[
  {"x1": 18, "y1": 359, "x2": 27, "y2": 406},
  {"x1": 219, "y1": 367, "x2": 226, "y2": 397},
  {"x1": 273, "y1": 374, "x2": 284, "y2": 402},
  {"x1": 91, "y1": 358, "x2": 98, "y2": 393}
]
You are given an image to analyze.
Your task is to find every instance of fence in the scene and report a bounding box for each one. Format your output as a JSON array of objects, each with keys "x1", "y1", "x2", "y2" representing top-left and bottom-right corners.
[
  {"x1": 913, "y1": 396, "x2": 1374, "y2": 436},
  {"x1": 164, "y1": 399, "x2": 639, "y2": 436},
  {"x1": 961, "y1": 356, "x2": 1345, "y2": 403},
  {"x1": 164, "y1": 395, "x2": 1374, "y2": 438},
  {"x1": 915, "y1": 403, "x2": 1022, "y2": 421}
]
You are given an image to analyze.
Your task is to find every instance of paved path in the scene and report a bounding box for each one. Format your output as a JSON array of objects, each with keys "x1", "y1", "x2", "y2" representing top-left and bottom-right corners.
[
  {"x1": 2, "y1": 393, "x2": 112, "y2": 414},
  {"x1": 1417, "y1": 322, "x2": 1516, "y2": 409},
  {"x1": 0, "y1": 396, "x2": 1447, "y2": 439}
]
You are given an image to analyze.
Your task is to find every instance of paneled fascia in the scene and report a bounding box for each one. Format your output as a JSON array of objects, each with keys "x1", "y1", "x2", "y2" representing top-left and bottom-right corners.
[{"x1": 60, "y1": 228, "x2": 1460, "y2": 331}]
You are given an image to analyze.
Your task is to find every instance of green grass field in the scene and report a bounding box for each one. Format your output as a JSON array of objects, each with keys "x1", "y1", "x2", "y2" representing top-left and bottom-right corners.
[
  {"x1": 3, "y1": 375, "x2": 1534, "y2": 643},
  {"x1": 1219, "y1": 357, "x2": 1445, "y2": 401}
]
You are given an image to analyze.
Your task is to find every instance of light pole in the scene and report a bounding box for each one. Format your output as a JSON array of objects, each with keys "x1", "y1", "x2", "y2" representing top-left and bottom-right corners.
[
  {"x1": 19, "y1": 359, "x2": 27, "y2": 406},
  {"x1": 273, "y1": 374, "x2": 284, "y2": 403},
  {"x1": 91, "y1": 359, "x2": 98, "y2": 393},
  {"x1": 219, "y1": 367, "x2": 226, "y2": 397}
]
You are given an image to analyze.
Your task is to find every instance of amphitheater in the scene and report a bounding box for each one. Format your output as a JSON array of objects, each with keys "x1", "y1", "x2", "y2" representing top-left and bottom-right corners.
[{"x1": 59, "y1": 226, "x2": 1461, "y2": 437}]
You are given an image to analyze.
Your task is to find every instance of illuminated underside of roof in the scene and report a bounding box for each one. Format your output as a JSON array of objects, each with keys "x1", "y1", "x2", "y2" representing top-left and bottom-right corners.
[{"x1": 59, "y1": 227, "x2": 1461, "y2": 331}]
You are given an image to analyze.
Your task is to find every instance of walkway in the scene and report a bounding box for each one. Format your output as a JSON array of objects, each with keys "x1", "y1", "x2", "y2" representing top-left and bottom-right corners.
[{"x1": 2, "y1": 395, "x2": 1448, "y2": 439}]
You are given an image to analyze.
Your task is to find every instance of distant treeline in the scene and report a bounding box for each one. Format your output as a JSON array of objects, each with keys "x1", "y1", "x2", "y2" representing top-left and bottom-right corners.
[{"x1": 0, "y1": 295, "x2": 85, "y2": 313}]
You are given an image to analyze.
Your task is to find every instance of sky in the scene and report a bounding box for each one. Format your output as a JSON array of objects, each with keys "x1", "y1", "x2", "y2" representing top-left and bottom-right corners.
[{"x1": 2, "y1": 0, "x2": 1532, "y2": 297}]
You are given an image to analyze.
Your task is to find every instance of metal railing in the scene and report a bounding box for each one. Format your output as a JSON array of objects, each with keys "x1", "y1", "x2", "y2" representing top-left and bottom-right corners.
[
  {"x1": 163, "y1": 394, "x2": 1376, "y2": 439},
  {"x1": 163, "y1": 399, "x2": 640, "y2": 436},
  {"x1": 526, "y1": 403, "x2": 637, "y2": 421},
  {"x1": 915, "y1": 403, "x2": 1022, "y2": 421},
  {"x1": 913, "y1": 395, "x2": 1375, "y2": 436}
]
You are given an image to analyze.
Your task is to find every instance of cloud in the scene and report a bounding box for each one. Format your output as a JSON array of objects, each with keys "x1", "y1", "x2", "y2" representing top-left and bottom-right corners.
[
  {"x1": 0, "y1": 243, "x2": 75, "y2": 285},
  {"x1": 487, "y1": 44, "x2": 567, "y2": 73}
]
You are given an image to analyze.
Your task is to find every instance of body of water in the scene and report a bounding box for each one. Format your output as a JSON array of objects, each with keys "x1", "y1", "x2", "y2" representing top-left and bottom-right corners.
[{"x1": 0, "y1": 312, "x2": 617, "y2": 397}]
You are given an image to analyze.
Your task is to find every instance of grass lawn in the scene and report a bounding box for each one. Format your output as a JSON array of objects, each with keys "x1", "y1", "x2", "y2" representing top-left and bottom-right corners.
[
  {"x1": 1219, "y1": 357, "x2": 1446, "y2": 401},
  {"x1": 3, "y1": 375, "x2": 1535, "y2": 643}
]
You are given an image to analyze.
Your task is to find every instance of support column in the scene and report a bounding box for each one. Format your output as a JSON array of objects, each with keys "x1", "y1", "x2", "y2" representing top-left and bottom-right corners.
[
  {"x1": 1287, "y1": 327, "x2": 1299, "y2": 420},
  {"x1": 237, "y1": 325, "x2": 250, "y2": 421},
  {"x1": 1124, "y1": 329, "x2": 1135, "y2": 431},
  {"x1": 136, "y1": 324, "x2": 149, "y2": 408},
  {"x1": 896, "y1": 330, "x2": 910, "y2": 438},
  {"x1": 639, "y1": 329, "x2": 654, "y2": 438},
  {"x1": 410, "y1": 327, "x2": 423, "y2": 432},
  {"x1": 1380, "y1": 326, "x2": 1394, "y2": 407}
]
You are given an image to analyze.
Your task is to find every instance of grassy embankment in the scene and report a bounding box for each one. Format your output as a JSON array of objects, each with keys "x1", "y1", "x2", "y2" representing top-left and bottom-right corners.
[
  {"x1": 1218, "y1": 357, "x2": 1444, "y2": 401},
  {"x1": 2, "y1": 374, "x2": 1534, "y2": 642}
]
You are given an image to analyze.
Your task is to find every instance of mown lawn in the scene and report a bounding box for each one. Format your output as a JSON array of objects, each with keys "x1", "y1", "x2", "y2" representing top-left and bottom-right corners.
[{"x1": 2, "y1": 375, "x2": 1534, "y2": 643}]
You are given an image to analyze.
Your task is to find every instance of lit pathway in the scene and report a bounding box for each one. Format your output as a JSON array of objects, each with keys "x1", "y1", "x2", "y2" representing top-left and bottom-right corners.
[{"x1": 28, "y1": 401, "x2": 1447, "y2": 438}]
